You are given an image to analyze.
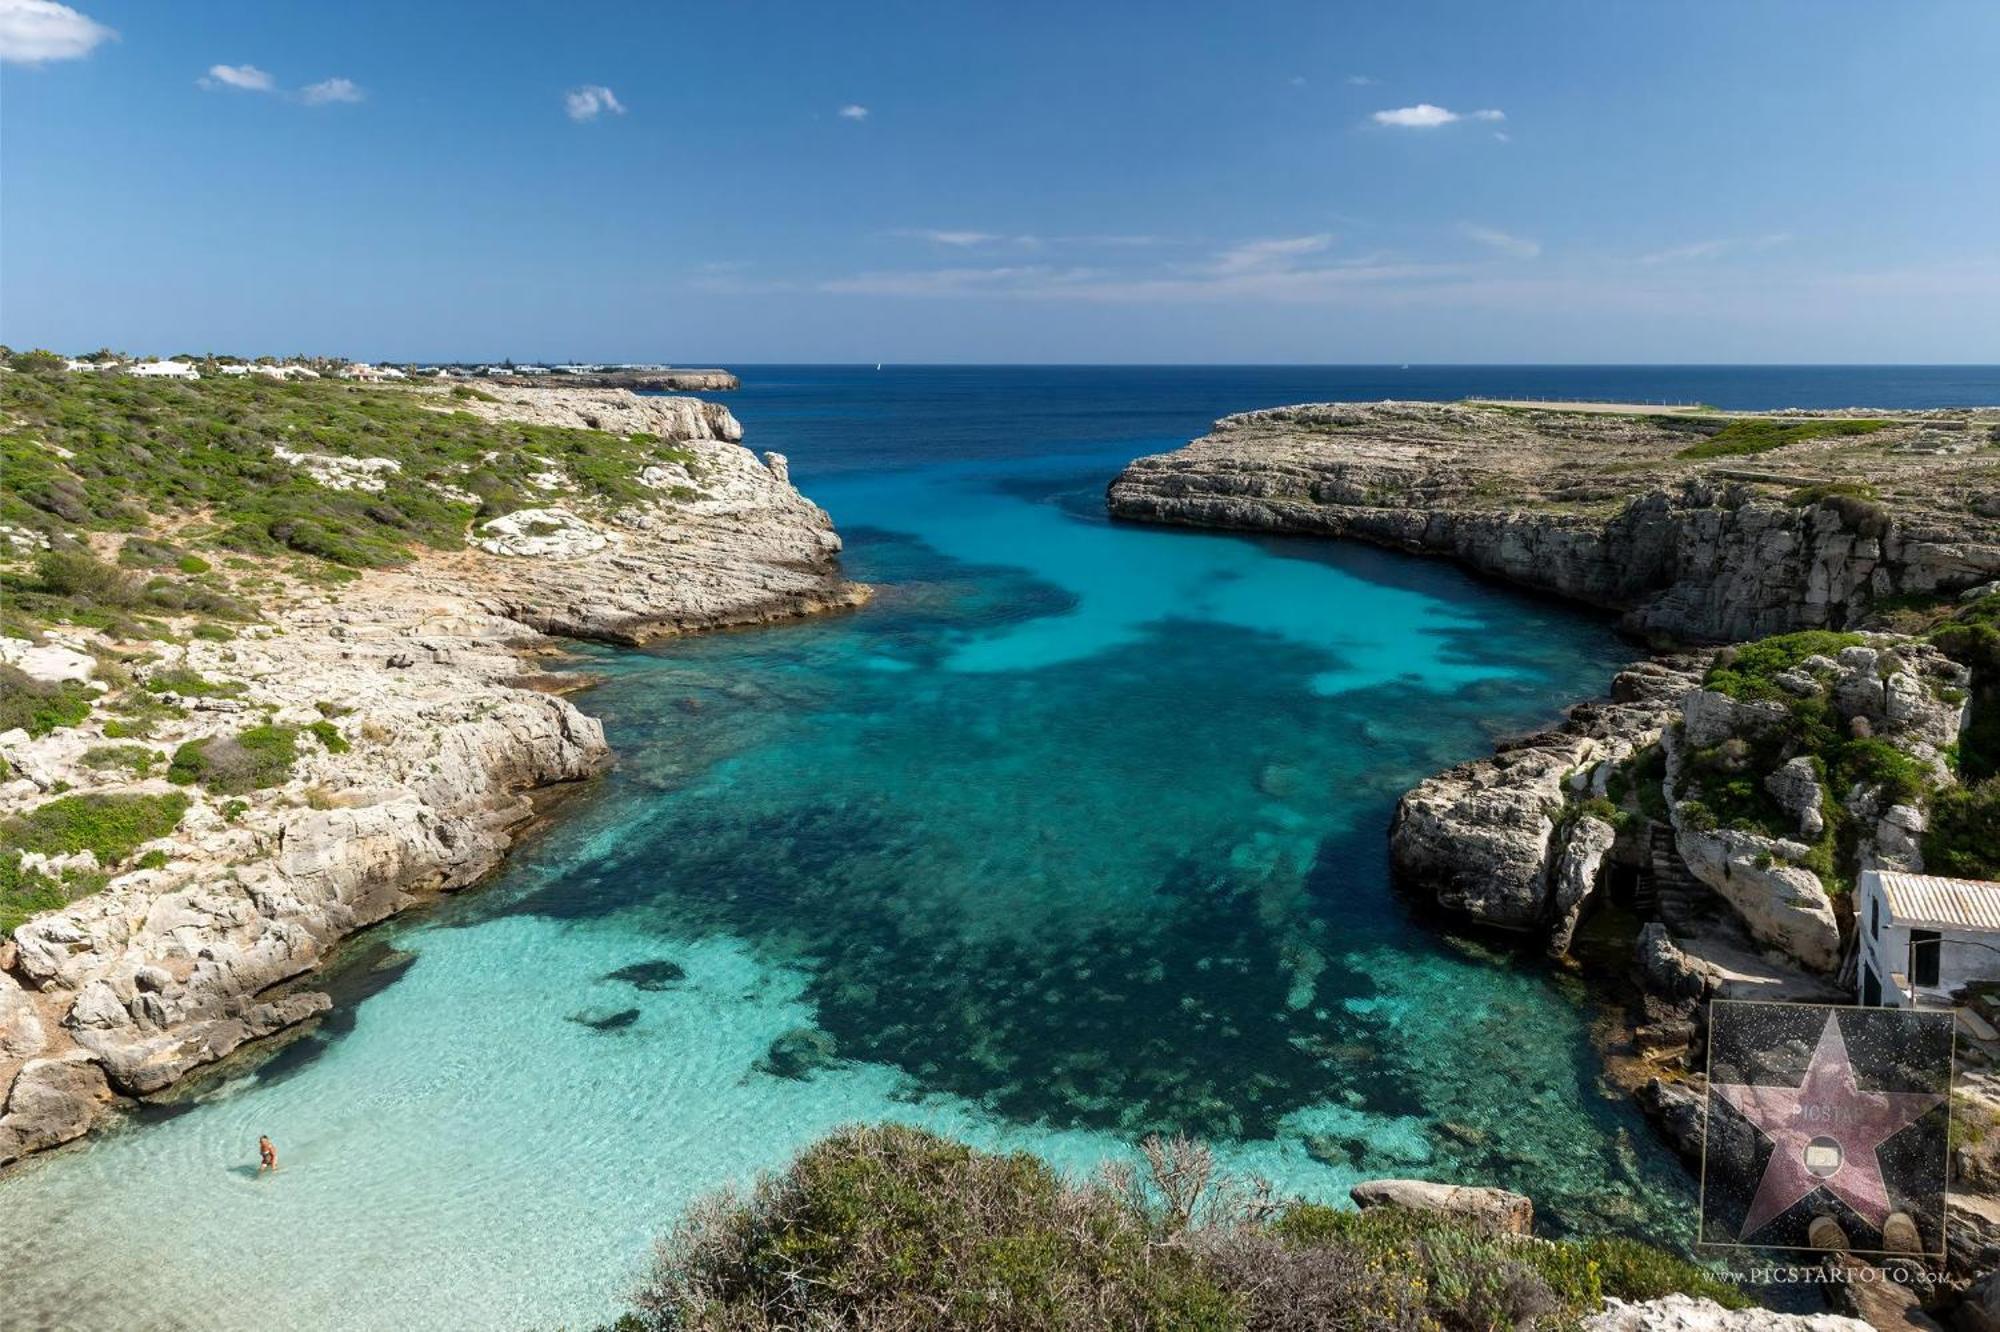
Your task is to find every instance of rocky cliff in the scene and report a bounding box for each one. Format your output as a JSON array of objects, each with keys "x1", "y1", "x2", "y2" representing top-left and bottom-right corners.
[
  {"x1": 1108, "y1": 401, "x2": 2000, "y2": 642},
  {"x1": 0, "y1": 385, "x2": 864, "y2": 1166}
]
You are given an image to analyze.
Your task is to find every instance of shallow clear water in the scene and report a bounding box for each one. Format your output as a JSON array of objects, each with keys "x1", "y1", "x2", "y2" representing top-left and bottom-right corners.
[{"x1": 8, "y1": 366, "x2": 1994, "y2": 1331}]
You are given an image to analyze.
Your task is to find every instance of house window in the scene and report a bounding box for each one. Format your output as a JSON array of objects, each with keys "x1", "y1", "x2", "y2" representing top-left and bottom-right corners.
[
  {"x1": 1911, "y1": 930, "x2": 1942, "y2": 988},
  {"x1": 1864, "y1": 964, "x2": 1881, "y2": 1007},
  {"x1": 1871, "y1": 896, "x2": 1880, "y2": 940}
]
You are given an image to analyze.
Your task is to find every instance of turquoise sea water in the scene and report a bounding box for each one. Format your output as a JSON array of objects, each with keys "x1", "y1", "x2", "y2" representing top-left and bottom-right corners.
[{"x1": 6, "y1": 367, "x2": 1996, "y2": 1331}]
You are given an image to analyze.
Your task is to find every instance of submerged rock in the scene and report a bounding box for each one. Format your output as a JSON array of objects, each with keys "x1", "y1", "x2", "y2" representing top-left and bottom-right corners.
[
  {"x1": 756, "y1": 1027, "x2": 840, "y2": 1080},
  {"x1": 568, "y1": 1007, "x2": 641, "y2": 1033},
  {"x1": 603, "y1": 960, "x2": 687, "y2": 992}
]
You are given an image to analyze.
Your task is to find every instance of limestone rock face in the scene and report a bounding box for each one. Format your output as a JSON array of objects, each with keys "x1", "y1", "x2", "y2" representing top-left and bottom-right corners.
[
  {"x1": 0, "y1": 637, "x2": 97, "y2": 685},
  {"x1": 1548, "y1": 815, "x2": 1618, "y2": 955},
  {"x1": 0, "y1": 385, "x2": 864, "y2": 1167},
  {"x1": 1662, "y1": 639, "x2": 1967, "y2": 969},
  {"x1": 1669, "y1": 823, "x2": 1841, "y2": 971},
  {"x1": 1764, "y1": 757, "x2": 1825, "y2": 839},
  {"x1": 0, "y1": 1052, "x2": 109, "y2": 1162},
  {"x1": 1390, "y1": 656, "x2": 1704, "y2": 941},
  {"x1": 1108, "y1": 401, "x2": 2000, "y2": 642},
  {"x1": 0, "y1": 974, "x2": 47, "y2": 1060},
  {"x1": 1583, "y1": 1295, "x2": 1868, "y2": 1331},
  {"x1": 1349, "y1": 1178, "x2": 1533, "y2": 1236}
]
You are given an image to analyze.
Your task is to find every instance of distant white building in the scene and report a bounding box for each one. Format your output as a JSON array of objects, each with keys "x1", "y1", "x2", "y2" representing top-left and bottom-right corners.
[
  {"x1": 515, "y1": 365, "x2": 548, "y2": 375},
  {"x1": 130, "y1": 360, "x2": 200, "y2": 380},
  {"x1": 340, "y1": 363, "x2": 385, "y2": 381},
  {"x1": 285, "y1": 365, "x2": 320, "y2": 379},
  {"x1": 1858, "y1": 870, "x2": 2000, "y2": 1008},
  {"x1": 483, "y1": 365, "x2": 513, "y2": 377},
  {"x1": 376, "y1": 365, "x2": 408, "y2": 379},
  {"x1": 217, "y1": 363, "x2": 251, "y2": 376}
]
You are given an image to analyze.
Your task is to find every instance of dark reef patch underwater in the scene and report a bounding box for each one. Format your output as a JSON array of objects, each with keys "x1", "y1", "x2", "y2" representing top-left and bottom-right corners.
[{"x1": 21, "y1": 365, "x2": 1991, "y2": 1330}]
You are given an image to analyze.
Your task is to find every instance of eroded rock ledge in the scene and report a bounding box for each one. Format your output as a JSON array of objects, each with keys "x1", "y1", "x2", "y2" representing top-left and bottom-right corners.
[
  {"x1": 0, "y1": 387, "x2": 865, "y2": 1166},
  {"x1": 1108, "y1": 401, "x2": 2000, "y2": 642}
]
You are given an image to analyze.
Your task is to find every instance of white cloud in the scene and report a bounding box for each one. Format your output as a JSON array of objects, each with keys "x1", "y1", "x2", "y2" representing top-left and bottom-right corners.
[
  {"x1": 0, "y1": 0, "x2": 112, "y2": 64},
  {"x1": 1370, "y1": 103, "x2": 1504, "y2": 129},
  {"x1": 1345, "y1": 74, "x2": 1378, "y2": 87},
  {"x1": 301, "y1": 77, "x2": 363, "y2": 105},
  {"x1": 200, "y1": 62, "x2": 275, "y2": 92},
  {"x1": 1288, "y1": 74, "x2": 1307, "y2": 87},
  {"x1": 1210, "y1": 233, "x2": 1335, "y2": 274},
  {"x1": 899, "y1": 229, "x2": 1005, "y2": 247},
  {"x1": 1639, "y1": 232, "x2": 1792, "y2": 264},
  {"x1": 838, "y1": 103, "x2": 869, "y2": 120},
  {"x1": 1461, "y1": 224, "x2": 1540, "y2": 259},
  {"x1": 564, "y1": 85, "x2": 624, "y2": 122}
]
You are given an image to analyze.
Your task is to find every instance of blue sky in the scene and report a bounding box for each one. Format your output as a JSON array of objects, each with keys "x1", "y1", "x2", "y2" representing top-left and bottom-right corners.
[{"x1": 3, "y1": 0, "x2": 1997, "y2": 363}]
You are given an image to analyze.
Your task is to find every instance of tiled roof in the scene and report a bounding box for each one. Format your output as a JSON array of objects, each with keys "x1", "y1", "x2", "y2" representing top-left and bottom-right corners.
[{"x1": 1879, "y1": 871, "x2": 2000, "y2": 932}]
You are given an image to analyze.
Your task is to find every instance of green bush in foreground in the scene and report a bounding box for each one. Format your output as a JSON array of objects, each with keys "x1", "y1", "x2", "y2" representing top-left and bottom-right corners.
[
  {"x1": 606, "y1": 1125, "x2": 1746, "y2": 1332},
  {"x1": 0, "y1": 791, "x2": 189, "y2": 864}
]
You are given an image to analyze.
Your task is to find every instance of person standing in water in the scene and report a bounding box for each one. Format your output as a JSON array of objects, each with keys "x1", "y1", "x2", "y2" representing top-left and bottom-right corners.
[{"x1": 258, "y1": 1136, "x2": 278, "y2": 1173}]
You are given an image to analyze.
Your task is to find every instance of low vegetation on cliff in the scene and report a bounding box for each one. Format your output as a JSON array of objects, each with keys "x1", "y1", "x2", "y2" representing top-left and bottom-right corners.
[
  {"x1": 1672, "y1": 416, "x2": 1891, "y2": 460},
  {"x1": 598, "y1": 1125, "x2": 1742, "y2": 1332},
  {"x1": 0, "y1": 365, "x2": 700, "y2": 636}
]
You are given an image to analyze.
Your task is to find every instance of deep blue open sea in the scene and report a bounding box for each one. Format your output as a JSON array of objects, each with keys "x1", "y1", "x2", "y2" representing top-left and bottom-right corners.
[{"x1": 2, "y1": 367, "x2": 1994, "y2": 1331}]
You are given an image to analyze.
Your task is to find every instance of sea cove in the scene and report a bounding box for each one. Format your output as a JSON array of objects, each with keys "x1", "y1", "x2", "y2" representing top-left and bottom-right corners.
[{"x1": 0, "y1": 365, "x2": 1754, "y2": 1331}]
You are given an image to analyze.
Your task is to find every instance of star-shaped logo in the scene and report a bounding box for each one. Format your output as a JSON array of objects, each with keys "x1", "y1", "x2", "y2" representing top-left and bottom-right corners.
[{"x1": 1711, "y1": 1010, "x2": 1944, "y2": 1240}]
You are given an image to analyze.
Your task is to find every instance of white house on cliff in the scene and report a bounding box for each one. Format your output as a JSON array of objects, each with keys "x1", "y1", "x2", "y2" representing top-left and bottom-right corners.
[
  {"x1": 129, "y1": 359, "x2": 199, "y2": 380},
  {"x1": 1858, "y1": 869, "x2": 2000, "y2": 1009}
]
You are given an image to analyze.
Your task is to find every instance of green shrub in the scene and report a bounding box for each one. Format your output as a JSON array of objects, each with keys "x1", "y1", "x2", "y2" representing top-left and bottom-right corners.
[
  {"x1": 610, "y1": 1127, "x2": 1753, "y2": 1332},
  {"x1": 1787, "y1": 481, "x2": 1879, "y2": 506},
  {"x1": 303, "y1": 719, "x2": 350, "y2": 753},
  {"x1": 1578, "y1": 1235, "x2": 1747, "y2": 1307},
  {"x1": 624, "y1": 1125, "x2": 1237, "y2": 1332},
  {"x1": 0, "y1": 791, "x2": 189, "y2": 864},
  {"x1": 1704, "y1": 631, "x2": 1866, "y2": 702},
  {"x1": 168, "y1": 724, "x2": 298, "y2": 793},
  {"x1": 0, "y1": 665, "x2": 94, "y2": 736},
  {"x1": 32, "y1": 550, "x2": 137, "y2": 605},
  {"x1": 144, "y1": 666, "x2": 245, "y2": 698},
  {"x1": 0, "y1": 851, "x2": 106, "y2": 937},
  {"x1": 1927, "y1": 780, "x2": 2000, "y2": 880},
  {"x1": 80, "y1": 743, "x2": 162, "y2": 778},
  {"x1": 1675, "y1": 417, "x2": 1890, "y2": 460},
  {"x1": 1829, "y1": 737, "x2": 1932, "y2": 807}
]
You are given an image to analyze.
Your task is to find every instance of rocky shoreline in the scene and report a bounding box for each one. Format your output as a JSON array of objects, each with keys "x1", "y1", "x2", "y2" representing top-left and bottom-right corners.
[
  {"x1": 0, "y1": 385, "x2": 864, "y2": 1166},
  {"x1": 1111, "y1": 399, "x2": 2000, "y2": 1311},
  {"x1": 1108, "y1": 400, "x2": 2000, "y2": 642}
]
